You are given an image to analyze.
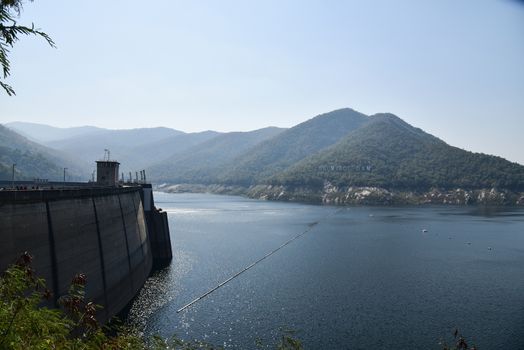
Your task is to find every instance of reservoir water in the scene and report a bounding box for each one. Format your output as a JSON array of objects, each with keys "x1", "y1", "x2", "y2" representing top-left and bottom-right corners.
[{"x1": 128, "y1": 192, "x2": 524, "y2": 348}]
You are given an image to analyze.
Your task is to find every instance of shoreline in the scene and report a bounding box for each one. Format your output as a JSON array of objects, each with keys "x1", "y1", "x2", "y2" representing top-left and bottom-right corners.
[{"x1": 155, "y1": 183, "x2": 524, "y2": 206}]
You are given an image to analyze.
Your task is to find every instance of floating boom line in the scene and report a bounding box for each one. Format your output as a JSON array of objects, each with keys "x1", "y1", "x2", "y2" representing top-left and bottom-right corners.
[{"x1": 176, "y1": 209, "x2": 341, "y2": 313}]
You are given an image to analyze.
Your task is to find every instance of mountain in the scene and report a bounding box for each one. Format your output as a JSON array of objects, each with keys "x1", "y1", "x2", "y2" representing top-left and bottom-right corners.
[
  {"x1": 45, "y1": 127, "x2": 187, "y2": 174},
  {"x1": 5, "y1": 122, "x2": 105, "y2": 143},
  {"x1": 47, "y1": 126, "x2": 183, "y2": 152},
  {"x1": 149, "y1": 127, "x2": 286, "y2": 183},
  {"x1": 273, "y1": 113, "x2": 524, "y2": 191},
  {"x1": 5, "y1": 122, "x2": 225, "y2": 176},
  {"x1": 212, "y1": 108, "x2": 369, "y2": 185},
  {"x1": 0, "y1": 125, "x2": 86, "y2": 181},
  {"x1": 119, "y1": 130, "x2": 221, "y2": 173},
  {"x1": 6, "y1": 108, "x2": 524, "y2": 206}
]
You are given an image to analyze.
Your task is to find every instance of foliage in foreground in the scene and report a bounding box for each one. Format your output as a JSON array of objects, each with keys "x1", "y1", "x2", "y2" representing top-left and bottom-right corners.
[
  {"x1": 1, "y1": 252, "x2": 480, "y2": 349},
  {"x1": 0, "y1": 253, "x2": 302, "y2": 349},
  {"x1": 0, "y1": 253, "x2": 136, "y2": 349},
  {"x1": 1, "y1": 0, "x2": 55, "y2": 96}
]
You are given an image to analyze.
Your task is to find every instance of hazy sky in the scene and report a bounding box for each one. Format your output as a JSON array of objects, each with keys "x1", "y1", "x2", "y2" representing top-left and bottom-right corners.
[{"x1": 1, "y1": 0, "x2": 523, "y2": 164}]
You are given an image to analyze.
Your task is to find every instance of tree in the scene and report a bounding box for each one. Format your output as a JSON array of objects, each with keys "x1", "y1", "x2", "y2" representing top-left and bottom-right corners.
[{"x1": 0, "y1": 0, "x2": 54, "y2": 96}]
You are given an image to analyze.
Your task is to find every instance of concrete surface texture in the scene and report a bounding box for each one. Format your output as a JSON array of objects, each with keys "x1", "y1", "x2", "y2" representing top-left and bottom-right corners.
[{"x1": 0, "y1": 187, "x2": 160, "y2": 323}]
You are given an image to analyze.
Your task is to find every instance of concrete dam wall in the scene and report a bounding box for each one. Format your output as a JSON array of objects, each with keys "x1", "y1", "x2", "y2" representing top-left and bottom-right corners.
[{"x1": 0, "y1": 185, "x2": 171, "y2": 323}]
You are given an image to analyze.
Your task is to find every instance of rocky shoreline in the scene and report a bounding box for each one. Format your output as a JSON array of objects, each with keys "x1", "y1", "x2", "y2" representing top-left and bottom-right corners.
[{"x1": 157, "y1": 183, "x2": 524, "y2": 206}]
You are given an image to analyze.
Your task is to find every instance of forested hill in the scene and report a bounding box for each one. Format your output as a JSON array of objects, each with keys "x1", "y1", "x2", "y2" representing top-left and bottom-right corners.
[
  {"x1": 150, "y1": 127, "x2": 285, "y2": 183},
  {"x1": 211, "y1": 108, "x2": 369, "y2": 185},
  {"x1": 0, "y1": 125, "x2": 85, "y2": 181},
  {"x1": 147, "y1": 108, "x2": 524, "y2": 194},
  {"x1": 4, "y1": 108, "x2": 524, "y2": 197},
  {"x1": 45, "y1": 127, "x2": 187, "y2": 172},
  {"x1": 32, "y1": 125, "x2": 220, "y2": 176},
  {"x1": 272, "y1": 114, "x2": 524, "y2": 191}
]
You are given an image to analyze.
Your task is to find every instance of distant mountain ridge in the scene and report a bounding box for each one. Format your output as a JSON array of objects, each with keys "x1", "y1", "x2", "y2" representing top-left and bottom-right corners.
[
  {"x1": 153, "y1": 108, "x2": 524, "y2": 205},
  {"x1": 211, "y1": 108, "x2": 369, "y2": 185},
  {"x1": 4, "y1": 108, "x2": 524, "y2": 205},
  {"x1": 1, "y1": 122, "x2": 283, "y2": 181},
  {"x1": 5, "y1": 121, "x2": 105, "y2": 143},
  {"x1": 5, "y1": 122, "x2": 191, "y2": 174},
  {"x1": 0, "y1": 125, "x2": 86, "y2": 181},
  {"x1": 274, "y1": 113, "x2": 524, "y2": 191},
  {"x1": 150, "y1": 127, "x2": 286, "y2": 183},
  {"x1": 45, "y1": 127, "x2": 190, "y2": 174},
  {"x1": 120, "y1": 130, "x2": 221, "y2": 172}
]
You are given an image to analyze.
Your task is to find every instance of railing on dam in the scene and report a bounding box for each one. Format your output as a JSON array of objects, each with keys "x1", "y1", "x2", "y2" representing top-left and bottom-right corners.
[{"x1": 0, "y1": 185, "x2": 142, "y2": 203}]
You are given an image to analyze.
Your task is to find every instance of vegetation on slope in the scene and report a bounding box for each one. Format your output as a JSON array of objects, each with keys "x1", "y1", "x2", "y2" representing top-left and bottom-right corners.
[
  {"x1": 118, "y1": 130, "x2": 220, "y2": 174},
  {"x1": 149, "y1": 127, "x2": 285, "y2": 183},
  {"x1": 11, "y1": 123, "x2": 221, "y2": 176},
  {"x1": 5, "y1": 108, "x2": 523, "y2": 192},
  {"x1": 0, "y1": 125, "x2": 85, "y2": 181},
  {"x1": 45, "y1": 127, "x2": 187, "y2": 173},
  {"x1": 213, "y1": 108, "x2": 369, "y2": 185},
  {"x1": 273, "y1": 114, "x2": 524, "y2": 191}
]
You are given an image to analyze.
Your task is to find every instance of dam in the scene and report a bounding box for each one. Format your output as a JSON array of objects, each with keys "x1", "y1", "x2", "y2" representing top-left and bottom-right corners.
[{"x1": 0, "y1": 160, "x2": 172, "y2": 323}]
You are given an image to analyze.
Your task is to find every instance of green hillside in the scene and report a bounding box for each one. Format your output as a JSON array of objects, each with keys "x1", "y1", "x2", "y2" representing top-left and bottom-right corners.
[
  {"x1": 6, "y1": 109, "x2": 523, "y2": 194},
  {"x1": 0, "y1": 125, "x2": 85, "y2": 181},
  {"x1": 118, "y1": 130, "x2": 220, "y2": 174},
  {"x1": 42, "y1": 126, "x2": 220, "y2": 175},
  {"x1": 214, "y1": 108, "x2": 369, "y2": 185},
  {"x1": 273, "y1": 114, "x2": 524, "y2": 191},
  {"x1": 149, "y1": 127, "x2": 285, "y2": 183},
  {"x1": 46, "y1": 127, "x2": 185, "y2": 171}
]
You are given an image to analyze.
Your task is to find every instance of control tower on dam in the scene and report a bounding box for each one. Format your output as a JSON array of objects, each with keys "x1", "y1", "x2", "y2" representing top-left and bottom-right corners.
[{"x1": 0, "y1": 160, "x2": 172, "y2": 323}]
